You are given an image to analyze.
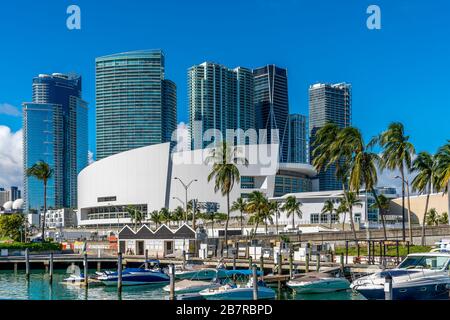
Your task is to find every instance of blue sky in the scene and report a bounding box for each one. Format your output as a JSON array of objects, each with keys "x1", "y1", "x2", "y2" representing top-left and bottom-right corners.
[{"x1": 0, "y1": 0, "x2": 449, "y2": 162}]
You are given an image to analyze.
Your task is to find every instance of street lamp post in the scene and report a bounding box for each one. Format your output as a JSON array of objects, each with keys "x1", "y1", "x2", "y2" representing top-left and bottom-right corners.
[{"x1": 174, "y1": 177, "x2": 198, "y2": 224}]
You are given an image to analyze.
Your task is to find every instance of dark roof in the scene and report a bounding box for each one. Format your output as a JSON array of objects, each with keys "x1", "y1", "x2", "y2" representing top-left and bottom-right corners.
[{"x1": 118, "y1": 224, "x2": 195, "y2": 240}]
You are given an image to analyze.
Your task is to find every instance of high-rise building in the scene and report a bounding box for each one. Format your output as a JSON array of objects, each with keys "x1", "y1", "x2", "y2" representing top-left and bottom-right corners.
[
  {"x1": 309, "y1": 83, "x2": 351, "y2": 191},
  {"x1": 253, "y1": 65, "x2": 290, "y2": 162},
  {"x1": 96, "y1": 50, "x2": 177, "y2": 160},
  {"x1": 23, "y1": 73, "x2": 88, "y2": 212},
  {"x1": 188, "y1": 62, "x2": 255, "y2": 149},
  {"x1": 0, "y1": 188, "x2": 8, "y2": 206},
  {"x1": 9, "y1": 186, "x2": 21, "y2": 201},
  {"x1": 288, "y1": 114, "x2": 308, "y2": 164}
]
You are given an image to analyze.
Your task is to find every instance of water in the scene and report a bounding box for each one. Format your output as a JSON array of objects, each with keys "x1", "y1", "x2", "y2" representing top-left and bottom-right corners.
[{"x1": 0, "y1": 270, "x2": 365, "y2": 300}]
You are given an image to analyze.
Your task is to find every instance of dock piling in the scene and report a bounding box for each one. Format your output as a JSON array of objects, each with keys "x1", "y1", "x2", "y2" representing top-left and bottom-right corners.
[
  {"x1": 288, "y1": 252, "x2": 293, "y2": 279},
  {"x1": 182, "y1": 250, "x2": 186, "y2": 269},
  {"x1": 249, "y1": 256, "x2": 253, "y2": 270},
  {"x1": 49, "y1": 253, "x2": 53, "y2": 284},
  {"x1": 25, "y1": 248, "x2": 30, "y2": 280},
  {"x1": 117, "y1": 253, "x2": 123, "y2": 293},
  {"x1": 233, "y1": 250, "x2": 237, "y2": 270},
  {"x1": 345, "y1": 241, "x2": 349, "y2": 264},
  {"x1": 259, "y1": 255, "x2": 264, "y2": 276},
  {"x1": 252, "y1": 264, "x2": 258, "y2": 301},
  {"x1": 384, "y1": 274, "x2": 393, "y2": 300},
  {"x1": 305, "y1": 253, "x2": 309, "y2": 273},
  {"x1": 277, "y1": 253, "x2": 282, "y2": 275},
  {"x1": 340, "y1": 253, "x2": 344, "y2": 273},
  {"x1": 316, "y1": 253, "x2": 320, "y2": 272},
  {"x1": 13, "y1": 263, "x2": 18, "y2": 274},
  {"x1": 396, "y1": 241, "x2": 400, "y2": 264},
  {"x1": 84, "y1": 253, "x2": 88, "y2": 287},
  {"x1": 97, "y1": 262, "x2": 101, "y2": 272},
  {"x1": 169, "y1": 263, "x2": 176, "y2": 300},
  {"x1": 145, "y1": 249, "x2": 149, "y2": 269}
]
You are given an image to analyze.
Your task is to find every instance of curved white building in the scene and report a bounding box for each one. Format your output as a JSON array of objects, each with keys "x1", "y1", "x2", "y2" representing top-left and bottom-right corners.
[{"x1": 78, "y1": 143, "x2": 318, "y2": 228}]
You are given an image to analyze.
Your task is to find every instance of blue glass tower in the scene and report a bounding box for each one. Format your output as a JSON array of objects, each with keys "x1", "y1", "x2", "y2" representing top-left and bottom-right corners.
[{"x1": 23, "y1": 73, "x2": 88, "y2": 212}]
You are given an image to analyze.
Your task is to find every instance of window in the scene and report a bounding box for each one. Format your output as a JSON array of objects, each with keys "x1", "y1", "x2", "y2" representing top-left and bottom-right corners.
[
  {"x1": 98, "y1": 196, "x2": 117, "y2": 203},
  {"x1": 310, "y1": 214, "x2": 319, "y2": 224}
]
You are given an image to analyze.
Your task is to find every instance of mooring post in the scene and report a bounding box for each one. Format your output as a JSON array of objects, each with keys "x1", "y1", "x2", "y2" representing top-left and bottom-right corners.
[
  {"x1": 249, "y1": 256, "x2": 253, "y2": 270},
  {"x1": 277, "y1": 252, "x2": 282, "y2": 275},
  {"x1": 25, "y1": 248, "x2": 30, "y2": 280},
  {"x1": 357, "y1": 242, "x2": 360, "y2": 258},
  {"x1": 289, "y1": 252, "x2": 293, "y2": 279},
  {"x1": 97, "y1": 261, "x2": 101, "y2": 272},
  {"x1": 84, "y1": 253, "x2": 88, "y2": 287},
  {"x1": 340, "y1": 253, "x2": 344, "y2": 273},
  {"x1": 367, "y1": 241, "x2": 371, "y2": 265},
  {"x1": 182, "y1": 250, "x2": 186, "y2": 269},
  {"x1": 406, "y1": 241, "x2": 410, "y2": 255},
  {"x1": 345, "y1": 241, "x2": 349, "y2": 264},
  {"x1": 396, "y1": 240, "x2": 400, "y2": 264},
  {"x1": 252, "y1": 264, "x2": 258, "y2": 301},
  {"x1": 14, "y1": 262, "x2": 18, "y2": 274},
  {"x1": 260, "y1": 255, "x2": 264, "y2": 276},
  {"x1": 233, "y1": 249, "x2": 237, "y2": 270},
  {"x1": 305, "y1": 253, "x2": 309, "y2": 273},
  {"x1": 384, "y1": 274, "x2": 393, "y2": 300},
  {"x1": 117, "y1": 252, "x2": 123, "y2": 293},
  {"x1": 169, "y1": 263, "x2": 176, "y2": 300},
  {"x1": 316, "y1": 253, "x2": 320, "y2": 272},
  {"x1": 379, "y1": 241, "x2": 382, "y2": 265},
  {"x1": 145, "y1": 249, "x2": 149, "y2": 269},
  {"x1": 49, "y1": 253, "x2": 54, "y2": 284}
]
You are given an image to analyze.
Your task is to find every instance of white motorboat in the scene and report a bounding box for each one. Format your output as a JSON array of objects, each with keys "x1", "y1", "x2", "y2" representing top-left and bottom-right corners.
[
  {"x1": 199, "y1": 270, "x2": 276, "y2": 300},
  {"x1": 351, "y1": 252, "x2": 450, "y2": 300},
  {"x1": 286, "y1": 272, "x2": 350, "y2": 294},
  {"x1": 173, "y1": 260, "x2": 227, "y2": 280}
]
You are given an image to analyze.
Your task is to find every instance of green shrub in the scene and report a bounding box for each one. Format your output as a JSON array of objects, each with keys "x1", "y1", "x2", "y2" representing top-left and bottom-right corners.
[{"x1": 0, "y1": 242, "x2": 61, "y2": 252}]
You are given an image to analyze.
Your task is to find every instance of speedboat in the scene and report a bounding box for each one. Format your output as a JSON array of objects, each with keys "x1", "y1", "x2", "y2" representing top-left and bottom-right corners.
[
  {"x1": 199, "y1": 270, "x2": 276, "y2": 300},
  {"x1": 163, "y1": 268, "x2": 227, "y2": 294},
  {"x1": 351, "y1": 252, "x2": 450, "y2": 300},
  {"x1": 287, "y1": 272, "x2": 350, "y2": 294},
  {"x1": 173, "y1": 260, "x2": 227, "y2": 280},
  {"x1": 97, "y1": 259, "x2": 170, "y2": 286}
]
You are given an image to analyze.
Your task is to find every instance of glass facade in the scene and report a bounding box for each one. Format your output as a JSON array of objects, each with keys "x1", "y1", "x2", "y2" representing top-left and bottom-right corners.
[
  {"x1": 189, "y1": 63, "x2": 255, "y2": 149},
  {"x1": 23, "y1": 73, "x2": 88, "y2": 213},
  {"x1": 288, "y1": 114, "x2": 308, "y2": 163},
  {"x1": 309, "y1": 83, "x2": 351, "y2": 191},
  {"x1": 253, "y1": 65, "x2": 289, "y2": 162},
  {"x1": 96, "y1": 50, "x2": 176, "y2": 160},
  {"x1": 274, "y1": 172, "x2": 313, "y2": 197}
]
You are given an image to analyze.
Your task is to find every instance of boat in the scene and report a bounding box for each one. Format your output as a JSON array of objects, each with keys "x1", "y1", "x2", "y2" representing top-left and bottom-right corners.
[
  {"x1": 286, "y1": 272, "x2": 350, "y2": 294},
  {"x1": 198, "y1": 270, "x2": 276, "y2": 300},
  {"x1": 163, "y1": 268, "x2": 227, "y2": 294},
  {"x1": 172, "y1": 259, "x2": 227, "y2": 280},
  {"x1": 351, "y1": 252, "x2": 450, "y2": 300},
  {"x1": 97, "y1": 259, "x2": 170, "y2": 286}
]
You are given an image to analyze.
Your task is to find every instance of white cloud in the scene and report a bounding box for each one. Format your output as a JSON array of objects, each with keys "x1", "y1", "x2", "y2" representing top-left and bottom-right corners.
[
  {"x1": 0, "y1": 103, "x2": 21, "y2": 117},
  {"x1": 0, "y1": 126, "x2": 23, "y2": 189}
]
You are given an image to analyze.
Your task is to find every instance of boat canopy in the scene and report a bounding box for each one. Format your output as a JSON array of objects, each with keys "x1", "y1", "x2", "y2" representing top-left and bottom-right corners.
[{"x1": 223, "y1": 269, "x2": 263, "y2": 277}]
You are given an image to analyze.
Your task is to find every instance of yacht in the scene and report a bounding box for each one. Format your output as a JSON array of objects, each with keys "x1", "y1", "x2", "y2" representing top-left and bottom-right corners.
[
  {"x1": 172, "y1": 259, "x2": 227, "y2": 280},
  {"x1": 351, "y1": 252, "x2": 450, "y2": 300}
]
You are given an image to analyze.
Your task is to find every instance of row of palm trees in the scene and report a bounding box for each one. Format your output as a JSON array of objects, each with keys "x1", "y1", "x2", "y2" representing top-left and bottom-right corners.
[{"x1": 311, "y1": 122, "x2": 450, "y2": 247}]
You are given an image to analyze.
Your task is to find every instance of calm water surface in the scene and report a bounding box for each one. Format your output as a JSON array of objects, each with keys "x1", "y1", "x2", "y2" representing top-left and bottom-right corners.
[{"x1": 0, "y1": 270, "x2": 365, "y2": 300}]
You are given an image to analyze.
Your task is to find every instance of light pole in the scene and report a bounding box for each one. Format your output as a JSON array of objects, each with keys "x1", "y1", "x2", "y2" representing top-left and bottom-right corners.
[
  {"x1": 174, "y1": 177, "x2": 198, "y2": 223},
  {"x1": 395, "y1": 176, "x2": 411, "y2": 242},
  {"x1": 172, "y1": 197, "x2": 185, "y2": 208}
]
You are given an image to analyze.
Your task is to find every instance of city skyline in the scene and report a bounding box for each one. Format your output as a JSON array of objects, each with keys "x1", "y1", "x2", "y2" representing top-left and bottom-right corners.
[{"x1": 0, "y1": 0, "x2": 449, "y2": 190}]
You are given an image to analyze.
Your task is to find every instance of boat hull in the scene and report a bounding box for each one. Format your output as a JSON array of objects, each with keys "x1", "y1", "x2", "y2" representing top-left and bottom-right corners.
[
  {"x1": 354, "y1": 283, "x2": 450, "y2": 300},
  {"x1": 200, "y1": 287, "x2": 276, "y2": 300},
  {"x1": 287, "y1": 278, "x2": 350, "y2": 294},
  {"x1": 98, "y1": 271, "x2": 169, "y2": 287},
  {"x1": 175, "y1": 269, "x2": 222, "y2": 281}
]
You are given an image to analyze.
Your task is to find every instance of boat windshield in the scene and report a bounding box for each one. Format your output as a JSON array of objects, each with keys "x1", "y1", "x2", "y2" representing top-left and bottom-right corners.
[{"x1": 398, "y1": 255, "x2": 449, "y2": 270}]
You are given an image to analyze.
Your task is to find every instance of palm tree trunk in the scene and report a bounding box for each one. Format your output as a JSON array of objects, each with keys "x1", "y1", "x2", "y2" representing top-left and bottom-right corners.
[
  {"x1": 276, "y1": 210, "x2": 279, "y2": 235},
  {"x1": 343, "y1": 189, "x2": 359, "y2": 251},
  {"x1": 329, "y1": 212, "x2": 332, "y2": 229},
  {"x1": 42, "y1": 181, "x2": 47, "y2": 242},
  {"x1": 240, "y1": 210, "x2": 243, "y2": 234},
  {"x1": 292, "y1": 211, "x2": 295, "y2": 230},
  {"x1": 372, "y1": 190, "x2": 387, "y2": 240},
  {"x1": 421, "y1": 187, "x2": 431, "y2": 246},
  {"x1": 265, "y1": 218, "x2": 268, "y2": 235},
  {"x1": 342, "y1": 212, "x2": 347, "y2": 231},
  {"x1": 224, "y1": 192, "x2": 230, "y2": 257},
  {"x1": 406, "y1": 180, "x2": 413, "y2": 244}
]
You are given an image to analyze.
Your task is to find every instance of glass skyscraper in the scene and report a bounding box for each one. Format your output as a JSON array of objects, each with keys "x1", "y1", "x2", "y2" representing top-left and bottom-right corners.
[
  {"x1": 253, "y1": 65, "x2": 289, "y2": 163},
  {"x1": 23, "y1": 73, "x2": 88, "y2": 212},
  {"x1": 309, "y1": 83, "x2": 351, "y2": 191},
  {"x1": 188, "y1": 62, "x2": 254, "y2": 149},
  {"x1": 96, "y1": 50, "x2": 177, "y2": 160},
  {"x1": 288, "y1": 114, "x2": 308, "y2": 164}
]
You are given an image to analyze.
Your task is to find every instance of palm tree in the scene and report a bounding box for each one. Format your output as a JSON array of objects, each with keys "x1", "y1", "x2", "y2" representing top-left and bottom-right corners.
[
  {"x1": 435, "y1": 141, "x2": 450, "y2": 193},
  {"x1": 411, "y1": 152, "x2": 438, "y2": 245},
  {"x1": 149, "y1": 210, "x2": 163, "y2": 229},
  {"x1": 126, "y1": 206, "x2": 144, "y2": 231},
  {"x1": 199, "y1": 212, "x2": 227, "y2": 238},
  {"x1": 439, "y1": 212, "x2": 448, "y2": 225},
  {"x1": 187, "y1": 200, "x2": 200, "y2": 229},
  {"x1": 335, "y1": 200, "x2": 347, "y2": 231},
  {"x1": 246, "y1": 191, "x2": 269, "y2": 236},
  {"x1": 26, "y1": 161, "x2": 53, "y2": 241},
  {"x1": 206, "y1": 141, "x2": 248, "y2": 254},
  {"x1": 426, "y1": 208, "x2": 439, "y2": 226},
  {"x1": 369, "y1": 194, "x2": 390, "y2": 239},
  {"x1": 159, "y1": 208, "x2": 171, "y2": 226},
  {"x1": 269, "y1": 201, "x2": 282, "y2": 235},
  {"x1": 321, "y1": 200, "x2": 335, "y2": 229},
  {"x1": 379, "y1": 122, "x2": 415, "y2": 243},
  {"x1": 231, "y1": 197, "x2": 247, "y2": 233},
  {"x1": 282, "y1": 196, "x2": 302, "y2": 230},
  {"x1": 172, "y1": 206, "x2": 185, "y2": 226},
  {"x1": 341, "y1": 191, "x2": 363, "y2": 243}
]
